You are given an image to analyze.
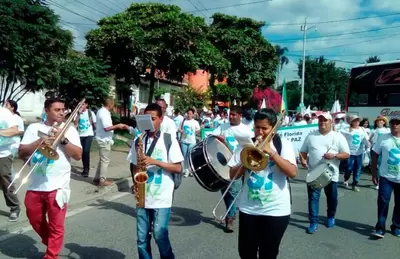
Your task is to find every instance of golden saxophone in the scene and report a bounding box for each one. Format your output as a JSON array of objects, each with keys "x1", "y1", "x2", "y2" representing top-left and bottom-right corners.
[{"x1": 134, "y1": 133, "x2": 148, "y2": 208}]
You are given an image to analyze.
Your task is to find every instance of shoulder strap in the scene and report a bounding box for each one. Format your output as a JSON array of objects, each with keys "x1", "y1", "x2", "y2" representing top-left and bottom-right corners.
[
  {"x1": 135, "y1": 131, "x2": 161, "y2": 157},
  {"x1": 163, "y1": 132, "x2": 172, "y2": 153},
  {"x1": 88, "y1": 110, "x2": 96, "y2": 129},
  {"x1": 272, "y1": 135, "x2": 282, "y2": 155}
]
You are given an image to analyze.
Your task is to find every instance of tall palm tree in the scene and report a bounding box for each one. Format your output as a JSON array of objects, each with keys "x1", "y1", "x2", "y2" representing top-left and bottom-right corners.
[{"x1": 274, "y1": 45, "x2": 289, "y2": 88}]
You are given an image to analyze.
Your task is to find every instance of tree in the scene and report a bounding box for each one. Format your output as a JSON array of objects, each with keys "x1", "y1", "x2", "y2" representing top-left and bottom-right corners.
[
  {"x1": 86, "y1": 3, "x2": 224, "y2": 104},
  {"x1": 57, "y1": 51, "x2": 110, "y2": 109},
  {"x1": 208, "y1": 13, "x2": 278, "y2": 102},
  {"x1": 366, "y1": 56, "x2": 381, "y2": 63},
  {"x1": 172, "y1": 86, "x2": 208, "y2": 113},
  {"x1": 214, "y1": 83, "x2": 240, "y2": 102},
  {"x1": 0, "y1": 0, "x2": 73, "y2": 103},
  {"x1": 274, "y1": 45, "x2": 289, "y2": 88},
  {"x1": 298, "y1": 56, "x2": 348, "y2": 110}
]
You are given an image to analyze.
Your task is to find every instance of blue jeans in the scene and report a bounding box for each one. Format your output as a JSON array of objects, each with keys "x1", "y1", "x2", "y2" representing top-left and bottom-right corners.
[
  {"x1": 344, "y1": 154, "x2": 363, "y2": 186},
  {"x1": 80, "y1": 136, "x2": 93, "y2": 173},
  {"x1": 307, "y1": 181, "x2": 338, "y2": 224},
  {"x1": 181, "y1": 142, "x2": 195, "y2": 171},
  {"x1": 221, "y1": 179, "x2": 242, "y2": 219},
  {"x1": 136, "y1": 208, "x2": 174, "y2": 259},
  {"x1": 375, "y1": 177, "x2": 400, "y2": 232}
]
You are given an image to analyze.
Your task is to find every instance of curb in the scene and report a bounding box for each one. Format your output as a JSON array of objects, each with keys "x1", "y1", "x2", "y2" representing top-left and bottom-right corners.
[{"x1": 0, "y1": 176, "x2": 134, "y2": 242}]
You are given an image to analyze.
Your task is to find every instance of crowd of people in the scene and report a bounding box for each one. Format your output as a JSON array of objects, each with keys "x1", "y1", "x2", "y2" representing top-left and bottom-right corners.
[{"x1": 0, "y1": 94, "x2": 399, "y2": 259}]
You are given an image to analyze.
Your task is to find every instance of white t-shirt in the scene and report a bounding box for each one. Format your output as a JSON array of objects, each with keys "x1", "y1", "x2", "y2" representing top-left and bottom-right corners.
[
  {"x1": 78, "y1": 110, "x2": 96, "y2": 137},
  {"x1": 173, "y1": 115, "x2": 184, "y2": 132},
  {"x1": 371, "y1": 127, "x2": 390, "y2": 147},
  {"x1": 10, "y1": 114, "x2": 24, "y2": 155},
  {"x1": 341, "y1": 128, "x2": 370, "y2": 156},
  {"x1": 95, "y1": 107, "x2": 113, "y2": 141},
  {"x1": 227, "y1": 137, "x2": 296, "y2": 216},
  {"x1": 181, "y1": 119, "x2": 200, "y2": 144},
  {"x1": 241, "y1": 118, "x2": 254, "y2": 130},
  {"x1": 213, "y1": 118, "x2": 228, "y2": 129},
  {"x1": 373, "y1": 133, "x2": 400, "y2": 183},
  {"x1": 20, "y1": 123, "x2": 82, "y2": 191},
  {"x1": 0, "y1": 107, "x2": 18, "y2": 158},
  {"x1": 128, "y1": 133, "x2": 184, "y2": 208},
  {"x1": 300, "y1": 130, "x2": 350, "y2": 182},
  {"x1": 161, "y1": 116, "x2": 177, "y2": 135},
  {"x1": 335, "y1": 121, "x2": 349, "y2": 131},
  {"x1": 212, "y1": 123, "x2": 254, "y2": 152}
]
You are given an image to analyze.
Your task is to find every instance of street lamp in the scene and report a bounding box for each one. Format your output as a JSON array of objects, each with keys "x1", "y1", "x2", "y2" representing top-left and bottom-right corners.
[{"x1": 300, "y1": 17, "x2": 317, "y2": 105}]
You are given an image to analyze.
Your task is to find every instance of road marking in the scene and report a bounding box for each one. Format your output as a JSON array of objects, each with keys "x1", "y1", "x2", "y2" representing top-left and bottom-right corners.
[{"x1": 0, "y1": 192, "x2": 130, "y2": 243}]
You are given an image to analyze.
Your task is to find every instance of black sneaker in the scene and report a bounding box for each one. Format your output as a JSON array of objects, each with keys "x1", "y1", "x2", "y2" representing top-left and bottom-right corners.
[
  {"x1": 81, "y1": 171, "x2": 89, "y2": 178},
  {"x1": 8, "y1": 212, "x2": 20, "y2": 222}
]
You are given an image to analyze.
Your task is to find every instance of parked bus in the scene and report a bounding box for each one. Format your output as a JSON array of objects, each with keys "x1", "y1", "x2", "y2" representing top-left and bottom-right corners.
[{"x1": 345, "y1": 60, "x2": 400, "y2": 122}]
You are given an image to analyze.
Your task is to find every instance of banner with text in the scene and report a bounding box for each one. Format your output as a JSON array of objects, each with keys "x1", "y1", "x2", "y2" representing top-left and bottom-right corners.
[{"x1": 200, "y1": 124, "x2": 318, "y2": 156}]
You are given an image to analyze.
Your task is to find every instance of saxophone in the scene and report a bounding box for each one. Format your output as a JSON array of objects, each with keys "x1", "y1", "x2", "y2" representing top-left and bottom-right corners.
[{"x1": 133, "y1": 133, "x2": 148, "y2": 208}]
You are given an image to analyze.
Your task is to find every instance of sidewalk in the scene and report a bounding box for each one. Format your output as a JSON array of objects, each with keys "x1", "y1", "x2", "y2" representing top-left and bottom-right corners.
[{"x1": 0, "y1": 147, "x2": 132, "y2": 233}]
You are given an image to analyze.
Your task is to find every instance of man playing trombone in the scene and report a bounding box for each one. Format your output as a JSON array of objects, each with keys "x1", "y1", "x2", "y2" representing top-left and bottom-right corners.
[
  {"x1": 19, "y1": 98, "x2": 82, "y2": 259},
  {"x1": 227, "y1": 108, "x2": 297, "y2": 259}
]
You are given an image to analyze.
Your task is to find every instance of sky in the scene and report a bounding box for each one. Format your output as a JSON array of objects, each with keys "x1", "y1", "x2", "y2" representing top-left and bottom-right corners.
[{"x1": 46, "y1": 0, "x2": 400, "y2": 84}]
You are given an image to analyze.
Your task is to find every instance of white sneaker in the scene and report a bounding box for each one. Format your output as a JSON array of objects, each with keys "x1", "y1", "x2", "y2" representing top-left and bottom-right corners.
[
  {"x1": 343, "y1": 181, "x2": 349, "y2": 188},
  {"x1": 375, "y1": 185, "x2": 379, "y2": 190}
]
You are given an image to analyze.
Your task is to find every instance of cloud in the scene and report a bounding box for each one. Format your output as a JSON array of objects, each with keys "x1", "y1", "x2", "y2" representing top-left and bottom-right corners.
[{"x1": 48, "y1": 0, "x2": 400, "y2": 84}]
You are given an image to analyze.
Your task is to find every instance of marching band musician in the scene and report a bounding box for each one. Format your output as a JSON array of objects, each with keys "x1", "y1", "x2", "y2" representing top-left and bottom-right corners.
[
  {"x1": 212, "y1": 106, "x2": 254, "y2": 232},
  {"x1": 227, "y1": 108, "x2": 297, "y2": 259},
  {"x1": 0, "y1": 104, "x2": 21, "y2": 222},
  {"x1": 300, "y1": 113, "x2": 350, "y2": 234},
  {"x1": 371, "y1": 117, "x2": 400, "y2": 238},
  {"x1": 128, "y1": 103, "x2": 184, "y2": 259},
  {"x1": 19, "y1": 98, "x2": 82, "y2": 259}
]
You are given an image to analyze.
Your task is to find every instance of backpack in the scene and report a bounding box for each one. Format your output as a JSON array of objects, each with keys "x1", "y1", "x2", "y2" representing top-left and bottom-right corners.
[
  {"x1": 134, "y1": 132, "x2": 183, "y2": 190},
  {"x1": 248, "y1": 134, "x2": 292, "y2": 204},
  {"x1": 88, "y1": 109, "x2": 96, "y2": 131},
  {"x1": 163, "y1": 133, "x2": 183, "y2": 190}
]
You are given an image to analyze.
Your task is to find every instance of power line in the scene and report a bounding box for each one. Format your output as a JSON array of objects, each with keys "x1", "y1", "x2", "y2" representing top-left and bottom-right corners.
[
  {"x1": 266, "y1": 12, "x2": 400, "y2": 26},
  {"x1": 187, "y1": 0, "x2": 273, "y2": 13},
  {"x1": 273, "y1": 24, "x2": 400, "y2": 43},
  {"x1": 47, "y1": 0, "x2": 98, "y2": 23}
]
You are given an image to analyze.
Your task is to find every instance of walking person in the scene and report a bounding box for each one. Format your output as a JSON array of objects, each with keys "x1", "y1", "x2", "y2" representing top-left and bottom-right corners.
[
  {"x1": 179, "y1": 108, "x2": 200, "y2": 177},
  {"x1": 300, "y1": 112, "x2": 350, "y2": 234},
  {"x1": 0, "y1": 104, "x2": 21, "y2": 222}
]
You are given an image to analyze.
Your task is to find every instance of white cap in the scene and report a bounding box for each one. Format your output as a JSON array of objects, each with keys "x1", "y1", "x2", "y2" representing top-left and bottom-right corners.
[
  {"x1": 318, "y1": 112, "x2": 332, "y2": 120},
  {"x1": 349, "y1": 115, "x2": 360, "y2": 122},
  {"x1": 335, "y1": 113, "x2": 346, "y2": 119}
]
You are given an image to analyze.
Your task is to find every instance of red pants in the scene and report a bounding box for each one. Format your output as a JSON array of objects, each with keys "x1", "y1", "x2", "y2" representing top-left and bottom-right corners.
[{"x1": 25, "y1": 190, "x2": 67, "y2": 259}]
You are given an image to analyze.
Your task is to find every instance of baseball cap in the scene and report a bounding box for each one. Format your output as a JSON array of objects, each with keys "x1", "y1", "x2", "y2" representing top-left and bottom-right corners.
[{"x1": 318, "y1": 112, "x2": 332, "y2": 120}]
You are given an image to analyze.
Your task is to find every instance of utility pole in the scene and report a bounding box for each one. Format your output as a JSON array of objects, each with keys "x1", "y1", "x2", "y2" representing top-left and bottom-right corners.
[{"x1": 300, "y1": 17, "x2": 316, "y2": 105}]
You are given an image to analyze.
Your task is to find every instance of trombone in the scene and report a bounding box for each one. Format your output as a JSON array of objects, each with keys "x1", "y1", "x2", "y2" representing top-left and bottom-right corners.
[
  {"x1": 7, "y1": 98, "x2": 86, "y2": 194},
  {"x1": 212, "y1": 113, "x2": 285, "y2": 222}
]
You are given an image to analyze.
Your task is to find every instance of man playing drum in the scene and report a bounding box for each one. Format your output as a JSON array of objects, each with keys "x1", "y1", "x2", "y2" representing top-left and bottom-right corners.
[
  {"x1": 212, "y1": 106, "x2": 254, "y2": 232},
  {"x1": 300, "y1": 112, "x2": 350, "y2": 234}
]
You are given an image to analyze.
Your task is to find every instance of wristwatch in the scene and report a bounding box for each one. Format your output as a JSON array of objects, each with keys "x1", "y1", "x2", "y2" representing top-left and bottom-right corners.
[{"x1": 61, "y1": 138, "x2": 69, "y2": 146}]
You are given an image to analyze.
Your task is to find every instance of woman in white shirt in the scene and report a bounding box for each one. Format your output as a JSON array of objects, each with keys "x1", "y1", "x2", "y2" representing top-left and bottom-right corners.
[
  {"x1": 179, "y1": 108, "x2": 200, "y2": 177},
  {"x1": 370, "y1": 116, "x2": 390, "y2": 189},
  {"x1": 227, "y1": 108, "x2": 297, "y2": 259},
  {"x1": 5, "y1": 100, "x2": 24, "y2": 156}
]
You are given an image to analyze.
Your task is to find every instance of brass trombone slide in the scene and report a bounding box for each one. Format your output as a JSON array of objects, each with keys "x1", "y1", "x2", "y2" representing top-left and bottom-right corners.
[{"x1": 8, "y1": 98, "x2": 86, "y2": 194}]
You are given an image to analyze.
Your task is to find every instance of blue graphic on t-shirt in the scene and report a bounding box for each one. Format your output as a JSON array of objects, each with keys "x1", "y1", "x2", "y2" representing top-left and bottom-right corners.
[
  {"x1": 225, "y1": 136, "x2": 239, "y2": 151},
  {"x1": 31, "y1": 151, "x2": 55, "y2": 176},
  {"x1": 247, "y1": 171, "x2": 274, "y2": 204},
  {"x1": 387, "y1": 148, "x2": 400, "y2": 174},
  {"x1": 352, "y1": 134, "x2": 361, "y2": 145},
  {"x1": 42, "y1": 112, "x2": 47, "y2": 123},
  {"x1": 78, "y1": 118, "x2": 90, "y2": 132},
  {"x1": 183, "y1": 125, "x2": 193, "y2": 136}
]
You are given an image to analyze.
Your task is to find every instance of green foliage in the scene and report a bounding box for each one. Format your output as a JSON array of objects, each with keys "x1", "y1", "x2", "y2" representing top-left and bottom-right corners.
[
  {"x1": 172, "y1": 86, "x2": 207, "y2": 112},
  {"x1": 57, "y1": 52, "x2": 110, "y2": 108},
  {"x1": 214, "y1": 83, "x2": 240, "y2": 102},
  {"x1": 208, "y1": 13, "x2": 278, "y2": 101},
  {"x1": 86, "y1": 2, "x2": 223, "y2": 104},
  {"x1": 0, "y1": 0, "x2": 72, "y2": 103},
  {"x1": 298, "y1": 56, "x2": 349, "y2": 110},
  {"x1": 366, "y1": 56, "x2": 381, "y2": 63},
  {"x1": 154, "y1": 87, "x2": 169, "y2": 99}
]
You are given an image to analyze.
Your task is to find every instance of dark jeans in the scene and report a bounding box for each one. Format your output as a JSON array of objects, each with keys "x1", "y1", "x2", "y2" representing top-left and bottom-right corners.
[
  {"x1": 339, "y1": 159, "x2": 347, "y2": 173},
  {"x1": 238, "y1": 211, "x2": 289, "y2": 259},
  {"x1": 0, "y1": 156, "x2": 20, "y2": 213},
  {"x1": 80, "y1": 136, "x2": 93, "y2": 174},
  {"x1": 136, "y1": 208, "x2": 174, "y2": 259},
  {"x1": 344, "y1": 154, "x2": 363, "y2": 186},
  {"x1": 220, "y1": 179, "x2": 242, "y2": 219},
  {"x1": 307, "y1": 181, "x2": 338, "y2": 224},
  {"x1": 375, "y1": 177, "x2": 400, "y2": 232}
]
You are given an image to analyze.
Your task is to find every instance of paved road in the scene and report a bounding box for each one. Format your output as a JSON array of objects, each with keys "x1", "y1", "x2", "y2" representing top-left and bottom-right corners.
[{"x1": 0, "y1": 170, "x2": 398, "y2": 259}]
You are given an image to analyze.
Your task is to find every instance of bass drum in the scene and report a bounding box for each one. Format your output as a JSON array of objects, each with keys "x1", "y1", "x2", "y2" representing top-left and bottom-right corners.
[{"x1": 188, "y1": 135, "x2": 232, "y2": 192}]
